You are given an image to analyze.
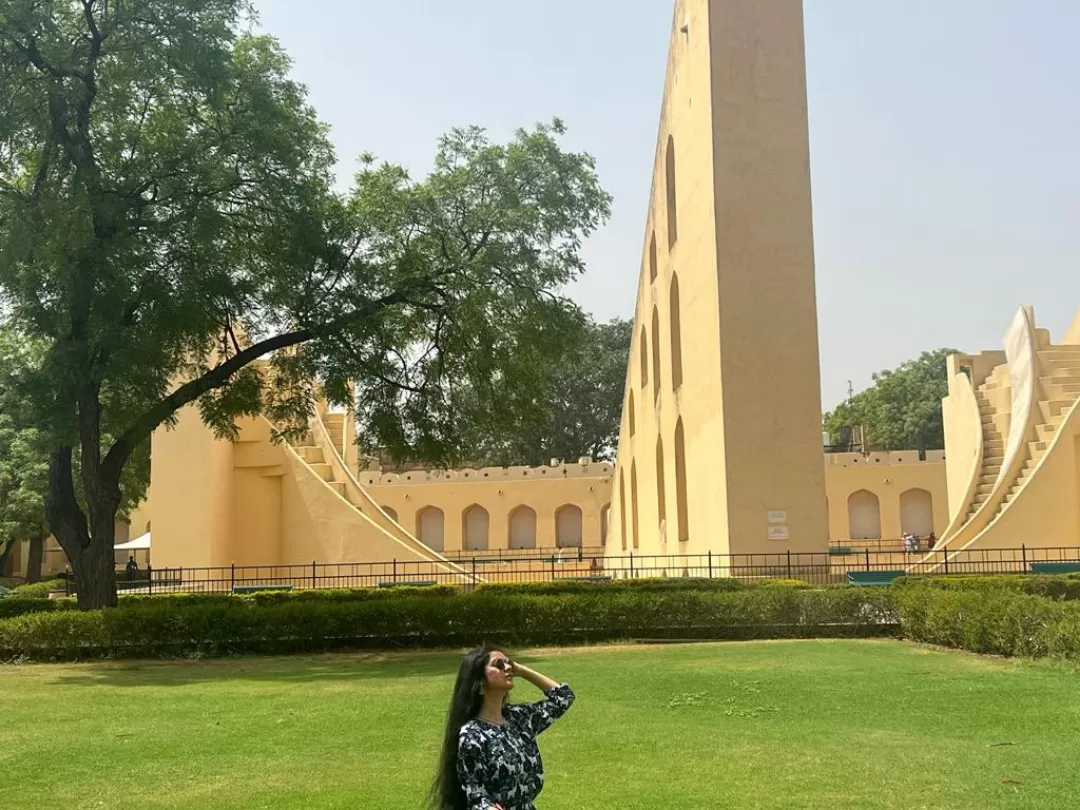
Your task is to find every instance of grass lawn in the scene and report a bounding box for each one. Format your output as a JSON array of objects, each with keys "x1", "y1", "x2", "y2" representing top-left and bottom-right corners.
[{"x1": 2, "y1": 640, "x2": 1078, "y2": 809}]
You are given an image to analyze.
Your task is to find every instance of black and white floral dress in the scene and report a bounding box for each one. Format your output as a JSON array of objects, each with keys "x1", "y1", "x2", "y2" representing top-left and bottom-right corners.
[{"x1": 457, "y1": 683, "x2": 575, "y2": 810}]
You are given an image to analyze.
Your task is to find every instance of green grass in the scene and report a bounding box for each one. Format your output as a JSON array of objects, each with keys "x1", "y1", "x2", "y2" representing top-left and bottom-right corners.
[{"x1": 2, "y1": 640, "x2": 1078, "y2": 809}]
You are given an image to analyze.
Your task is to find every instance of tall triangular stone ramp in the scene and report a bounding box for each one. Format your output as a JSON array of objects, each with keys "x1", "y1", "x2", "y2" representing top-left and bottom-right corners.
[{"x1": 609, "y1": 0, "x2": 828, "y2": 559}]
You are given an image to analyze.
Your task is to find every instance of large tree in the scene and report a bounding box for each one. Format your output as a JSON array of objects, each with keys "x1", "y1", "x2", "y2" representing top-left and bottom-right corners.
[
  {"x1": 824, "y1": 348, "x2": 960, "y2": 454},
  {"x1": 455, "y1": 316, "x2": 631, "y2": 467},
  {"x1": 0, "y1": 1, "x2": 610, "y2": 608},
  {"x1": 0, "y1": 328, "x2": 148, "y2": 582}
]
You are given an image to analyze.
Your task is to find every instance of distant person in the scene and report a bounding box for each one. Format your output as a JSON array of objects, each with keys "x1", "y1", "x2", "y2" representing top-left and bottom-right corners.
[
  {"x1": 926, "y1": 532, "x2": 937, "y2": 551},
  {"x1": 125, "y1": 555, "x2": 139, "y2": 581},
  {"x1": 431, "y1": 646, "x2": 574, "y2": 810}
]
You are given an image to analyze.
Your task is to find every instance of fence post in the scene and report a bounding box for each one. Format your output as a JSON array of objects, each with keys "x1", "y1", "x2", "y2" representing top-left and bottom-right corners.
[
  {"x1": 393, "y1": 558, "x2": 397, "y2": 583},
  {"x1": 708, "y1": 550, "x2": 713, "y2": 579},
  {"x1": 550, "y1": 554, "x2": 556, "y2": 581},
  {"x1": 312, "y1": 560, "x2": 317, "y2": 590},
  {"x1": 471, "y1": 557, "x2": 477, "y2": 584},
  {"x1": 629, "y1": 552, "x2": 634, "y2": 579},
  {"x1": 943, "y1": 549, "x2": 949, "y2": 575},
  {"x1": 786, "y1": 549, "x2": 792, "y2": 578},
  {"x1": 1022, "y1": 544, "x2": 1028, "y2": 572},
  {"x1": 148, "y1": 564, "x2": 153, "y2": 595},
  {"x1": 230, "y1": 562, "x2": 235, "y2": 593},
  {"x1": 865, "y1": 548, "x2": 870, "y2": 570}
]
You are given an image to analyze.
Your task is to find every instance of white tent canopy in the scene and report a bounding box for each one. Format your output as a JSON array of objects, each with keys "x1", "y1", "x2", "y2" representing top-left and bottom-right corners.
[{"x1": 114, "y1": 532, "x2": 151, "y2": 550}]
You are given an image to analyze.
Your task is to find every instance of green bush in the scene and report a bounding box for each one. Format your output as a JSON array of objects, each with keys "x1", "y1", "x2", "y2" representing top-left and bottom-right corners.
[
  {"x1": 475, "y1": 577, "x2": 748, "y2": 595},
  {"x1": 9, "y1": 579, "x2": 66, "y2": 599},
  {"x1": 896, "y1": 581, "x2": 1080, "y2": 659},
  {"x1": 896, "y1": 574, "x2": 1080, "y2": 601},
  {"x1": 0, "y1": 586, "x2": 899, "y2": 662},
  {"x1": 0, "y1": 597, "x2": 75, "y2": 620}
]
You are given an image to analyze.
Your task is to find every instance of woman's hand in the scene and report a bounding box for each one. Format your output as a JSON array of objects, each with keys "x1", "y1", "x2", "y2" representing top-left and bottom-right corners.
[{"x1": 511, "y1": 661, "x2": 559, "y2": 692}]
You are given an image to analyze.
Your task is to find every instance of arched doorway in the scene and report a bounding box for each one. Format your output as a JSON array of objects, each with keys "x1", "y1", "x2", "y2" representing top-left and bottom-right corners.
[
  {"x1": 900, "y1": 489, "x2": 934, "y2": 537},
  {"x1": 555, "y1": 505, "x2": 584, "y2": 548},
  {"x1": 417, "y1": 506, "x2": 445, "y2": 551},
  {"x1": 508, "y1": 506, "x2": 537, "y2": 549},
  {"x1": 847, "y1": 491, "x2": 881, "y2": 540},
  {"x1": 382, "y1": 506, "x2": 398, "y2": 522},
  {"x1": 462, "y1": 505, "x2": 490, "y2": 551}
]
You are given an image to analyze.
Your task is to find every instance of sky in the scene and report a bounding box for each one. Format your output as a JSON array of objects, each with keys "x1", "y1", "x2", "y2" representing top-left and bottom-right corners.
[{"x1": 252, "y1": 0, "x2": 1080, "y2": 409}]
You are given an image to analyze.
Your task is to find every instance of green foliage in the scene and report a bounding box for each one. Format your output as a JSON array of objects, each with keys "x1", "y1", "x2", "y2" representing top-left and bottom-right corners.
[
  {"x1": 8, "y1": 578, "x2": 65, "y2": 599},
  {"x1": 0, "y1": 0, "x2": 610, "y2": 607},
  {"x1": 895, "y1": 573, "x2": 1080, "y2": 601},
  {"x1": 0, "y1": 595, "x2": 72, "y2": 619},
  {"x1": 475, "y1": 577, "x2": 748, "y2": 595},
  {"x1": 0, "y1": 585, "x2": 898, "y2": 661},
  {"x1": 895, "y1": 581, "x2": 1080, "y2": 659},
  {"x1": 460, "y1": 316, "x2": 632, "y2": 466},
  {"x1": 824, "y1": 348, "x2": 959, "y2": 452}
]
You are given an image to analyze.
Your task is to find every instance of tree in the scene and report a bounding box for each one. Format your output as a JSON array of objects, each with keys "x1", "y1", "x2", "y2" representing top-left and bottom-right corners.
[
  {"x1": 455, "y1": 317, "x2": 631, "y2": 467},
  {"x1": 0, "y1": 1, "x2": 610, "y2": 608},
  {"x1": 0, "y1": 329, "x2": 148, "y2": 582},
  {"x1": 824, "y1": 348, "x2": 960, "y2": 454}
]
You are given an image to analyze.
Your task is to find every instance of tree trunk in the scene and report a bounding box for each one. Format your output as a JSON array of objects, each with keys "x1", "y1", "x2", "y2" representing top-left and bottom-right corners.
[
  {"x1": 25, "y1": 535, "x2": 44, "y2": 584},
  {"x1": 68, "y1": 525, "x2": 118, "y2": 610},
  {"x1": 46, "y1": 447, "x2": 120, "y2": 610},
  {"x1": 0, "y1": 539, "x2": 13, "y2": 578}
]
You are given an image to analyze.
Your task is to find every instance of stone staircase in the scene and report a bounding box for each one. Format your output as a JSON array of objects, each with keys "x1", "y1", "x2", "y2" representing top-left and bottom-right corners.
[
  {"x1": 995, "y1": 346, "x2": 1080, "y2": 512},
  {"x1": 965, "y1": 380, "x2": 1007, "y2": 521},
  {"x1": 288, "y1": 412, "x2": 363, "y2": 505}
]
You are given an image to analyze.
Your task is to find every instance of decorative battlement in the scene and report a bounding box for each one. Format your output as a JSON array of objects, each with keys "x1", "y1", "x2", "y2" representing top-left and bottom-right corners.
[
  {"x1": 359, "y1": 460, "x2": 615, "y2": 487},
  {"x1": 825, "y1": 451, "x2": 945, "y2": 468}
]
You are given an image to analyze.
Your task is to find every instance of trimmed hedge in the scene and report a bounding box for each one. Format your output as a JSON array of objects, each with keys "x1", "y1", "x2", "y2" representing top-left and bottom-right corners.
[
  {"x1": 895, "y1": 573, "x2": 1080, "y2": 601},
  {"x1": 0, "y1": 597, "x2": 74, "y2": 620},
  {"x1": 474, "y1": 577, "x2": 749, "y2": 595},
  {"x1": 9, "y1": 579, "x2": 66, "y2": 599},
  {"x1": 0, "y1": 586, "x2": 899, "y2": 662},
  {"x1": 895, "y1": 582, "x2": 1080, "y2": 659}
]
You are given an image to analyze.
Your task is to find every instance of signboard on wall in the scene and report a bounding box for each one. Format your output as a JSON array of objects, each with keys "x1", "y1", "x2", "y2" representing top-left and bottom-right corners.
[
  {"x1": 768, "y1": 510, "x2": 787, "y2": 524},
  {"x1": 768, "y1": 525, "x2": 790, "y2": 541}
]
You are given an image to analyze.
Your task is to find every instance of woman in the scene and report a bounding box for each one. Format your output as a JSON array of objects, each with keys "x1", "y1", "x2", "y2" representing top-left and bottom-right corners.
[{"x1": 431, "y1": 645, "x2": 575, "y2": 810}]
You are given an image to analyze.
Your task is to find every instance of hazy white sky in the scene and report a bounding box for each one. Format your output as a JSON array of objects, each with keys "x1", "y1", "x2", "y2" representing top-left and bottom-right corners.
[{"x1": 253, "y1": 0, "x2": 1080, "y2": 409}]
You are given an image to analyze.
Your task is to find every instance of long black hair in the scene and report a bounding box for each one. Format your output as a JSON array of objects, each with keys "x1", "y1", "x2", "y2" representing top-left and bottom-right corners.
[{"x1": 430, "y1": 644, "x2": 508, "y2": 810}]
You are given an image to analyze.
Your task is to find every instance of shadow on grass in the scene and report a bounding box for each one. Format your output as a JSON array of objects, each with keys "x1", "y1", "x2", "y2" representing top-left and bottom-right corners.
[{"x1": 45, "y1": 647, "x2": 561, "y2": 689}]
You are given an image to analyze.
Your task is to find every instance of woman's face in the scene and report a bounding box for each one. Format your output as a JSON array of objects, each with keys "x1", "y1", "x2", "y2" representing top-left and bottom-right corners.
[{"x1": 483, "y1": 650, "x2": 515, "y2": 693}]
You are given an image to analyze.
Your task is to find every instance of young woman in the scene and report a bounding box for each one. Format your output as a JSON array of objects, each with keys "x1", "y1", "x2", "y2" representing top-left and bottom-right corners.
[{"x1": 431, "y1": 645, "x2": 575, "y2": 810}]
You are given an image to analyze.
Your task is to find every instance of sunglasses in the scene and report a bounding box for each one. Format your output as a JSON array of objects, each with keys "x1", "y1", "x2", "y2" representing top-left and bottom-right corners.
[{"x1": 489, "y1": 657, "x2": 514, "y2": 672}]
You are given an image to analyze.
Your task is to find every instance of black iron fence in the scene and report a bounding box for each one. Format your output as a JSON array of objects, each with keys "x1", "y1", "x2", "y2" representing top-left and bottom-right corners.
[{"x1": 63, "y1": 545, "x2": 1080, "y2": 596}]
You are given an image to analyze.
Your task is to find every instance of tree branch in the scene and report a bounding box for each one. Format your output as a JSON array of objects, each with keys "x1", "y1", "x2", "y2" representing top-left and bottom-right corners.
[{"x1": 100, "y1": 285, "x2": 435, "y2": 481}]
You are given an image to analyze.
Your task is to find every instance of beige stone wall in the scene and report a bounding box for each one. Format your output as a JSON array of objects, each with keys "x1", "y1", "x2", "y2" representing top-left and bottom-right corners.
[
  {"x1": 363, "y1": 466, "x2": 613, "y2": 554},
  {"x1": 825, "y1": 453, "x2": 948, "y2": 543}
]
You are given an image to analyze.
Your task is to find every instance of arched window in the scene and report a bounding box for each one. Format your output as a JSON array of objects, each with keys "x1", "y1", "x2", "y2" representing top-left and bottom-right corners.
[
  {"x1": 670, "y1": 274, "x2": 683, "y2": 390},
  {"x1": 639, "y1": 326, "x2": 648, "y2": 389},
  {"x1": 555, "y1": 505, "x2": 584, "y2": 548},
  {"x1": 900, "y1": 489, "x2": 934, "y2": 537},
  {"x1": 509, "y1": 506, "x2": 537, "y2": 549},
  {"x1": 847, "y1": 491, "x2": 882, "y2": 540},
  {"x1": 601, "y1": 504, "x2": 611, "y2": 545},
  {"x1": 382, "y1": 506, "x2": 398, "y2": 522},
  {"x1": 655, "y1": 435, "x2": 667, "y2": 532},
  {"x1": 619, "y1": 473, "x2": 628, "y2": 551},
  {"x1": 651, "y1": 307, "x2": 661, "y2": 401},
  {"x1": 665, "y1": 135, "x2": 678, "y2": 249},
  {"x1": 630, "y1": 461, "x2": 640, "y2": 550},
  {"x1": 462, "y1": 505, "x2": 490, "y2": 551},
  {"x1": 628, "y1": 389, "x2": 636, "y2": 438},
  {"x1": 417, "y1": 506, "x2": 445, "y2": 551},
  {"x1": 674, "y1": 420, "x2": 689, "y2": 543},
  {"x1": 649, "y1": 232, "x2": 658, "y2": 283}
]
